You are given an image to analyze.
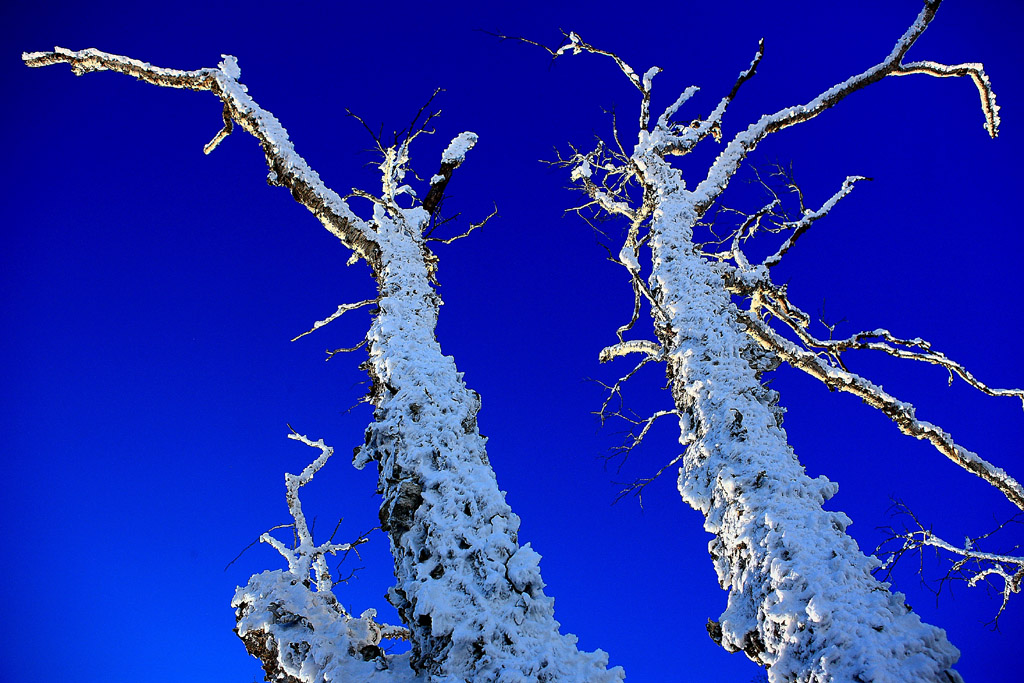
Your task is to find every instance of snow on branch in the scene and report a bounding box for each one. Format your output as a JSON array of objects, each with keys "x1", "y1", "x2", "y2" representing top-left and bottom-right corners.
[
  {"x1": 876, "y1": 500, "x2": 1023, "y2": 625},
  {"x1": 291, "y1": 299, "x2": 379, "y2": 342},
  {"x1": 762, "y1": 175, "x2": 869, "y2": 268},
  {"x1": 736, "y1": 303, "x2": 1024, "y2": 511},
  {"x1": 782, "y1": 321, "x2": 1024, "y2": 408},
  {"x1": 893, "y1": 59, "x2": 1001, "y2": 137},
  {"x1": 260, "y1": 429, "x2": 370, "y2": 591},
  {"x1": 422, "y1": 130, "x2": 479, "y2": 218},
  {"x1": 656, "y1": 39, "x2": 765, "y2": 157},
  {"x1": 691, "y1": 0, "x2": 998, "y2": 215},
  {"x1": 231, "y1": 430, "x2": 416, "y2": 681},
  {"x1": 599, "y1": 339, "x2": 662, "y2": 363},
  {"x1": 22, "y1": 47, "x2": 381, "y2": 266}
]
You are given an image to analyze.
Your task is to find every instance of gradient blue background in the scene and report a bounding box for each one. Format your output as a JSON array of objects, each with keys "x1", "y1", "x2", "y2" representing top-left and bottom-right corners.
[{"x1": 3, "y1": 1, "x2": 1022, "y2": 680}]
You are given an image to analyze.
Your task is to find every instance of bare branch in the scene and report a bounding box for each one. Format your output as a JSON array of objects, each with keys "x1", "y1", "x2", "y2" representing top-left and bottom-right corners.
[
  {"x1": 594, "y1": 354, "x2": 658, "y2": 425},
  {"x1": 425, "y1": 204, "x2": 497, "y2": 245},
  {"x1": 203, "y1": 103, "x2": 234, "y2": 154},
  {"x1": 614, "y1": 452, "x2": 686, "y2": 507},
  {"x1": 491, "y1": 29, "x2": 660, "y2": 130},
  {"x1": 606, "y1": 409, "x2": 679, "y2": 462},
  {"x1": 325, "y1": 339, "x2": 368, "y2": 361}
]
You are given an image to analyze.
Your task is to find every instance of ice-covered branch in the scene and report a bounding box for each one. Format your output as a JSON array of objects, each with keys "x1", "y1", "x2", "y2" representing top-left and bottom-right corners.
[
  {"x1": 893, "y1": 59, "x2": 1000, "y2": 137},
  {"x1": 779, "y1": 319, "x2": 1024, "y2": 408},
  {"x1": 291, "y1": 299, "x2": 378, "y2": 342},
  {"x1": 23, "y1": 47, "x2": 381, "y2": 265},
  {"x1": 231, "y1": 431, "x2": 415, "y2": 681},
  {"x1": 876, "y1": 501, "x2": 1023, "y2": 624},
  {"x1": 423, "y1": 131, "x2": 478, "y2": 217},
  {"x1": 656, "y1": 39, "x2": 765, "y2": 157},
  {"x1": 599, "y1": 339, "x2": 662, "y2": 363},
  {"x1": 691, "y1": 0, "x2": 997, "y2": 214},
  {"x1": 737, "y1": 304, "x2": 1024, "y2": 511},
  {"x1": 762, "y1": 176, "x2": 869, "y2": 268},
  {"x1": 259, "y1": 430, "x2": 369, "y2": 591},
  {"x1": 730, "y1": 200, "x2": 780, "y2": 271}
]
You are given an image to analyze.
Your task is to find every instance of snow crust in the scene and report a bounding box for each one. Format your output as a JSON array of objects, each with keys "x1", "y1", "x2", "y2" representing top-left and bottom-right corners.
[
  {"x1": 639, "y1": 151, "x2": 961, "y2": 682},
  {"x1": 234, "y1": 570, "x2": 420, "y2": 681},
  {"x1": 441, "y1": 132, "x2": 479, "y2": 165},
  {"x1": 231, "y1": 192, "x2": 622, "y2": 683},
  {"x1": 348, "y1": 205, "x2": 622, "y2": 682}
]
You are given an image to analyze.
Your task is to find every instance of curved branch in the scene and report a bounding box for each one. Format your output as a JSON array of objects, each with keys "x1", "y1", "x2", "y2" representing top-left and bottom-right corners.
[
  {"x1": 876, "y1": 500, "x2": 1023, "y2": 624},
  {"x1": 893, "y1": 60, "x2": 1000, "y2": 137},
  {"x1": 599, "y1": 339, "x2": 662, "y2": 363}
]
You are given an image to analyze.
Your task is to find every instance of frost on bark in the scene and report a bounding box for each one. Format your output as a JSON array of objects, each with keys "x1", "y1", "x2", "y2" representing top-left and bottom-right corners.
[
  {"x1": 23, "y1": 48, "x2": 622, "y2": 682},
  {"x1": 508, "y1": 1, "x2": 1020, "y2": 681}
]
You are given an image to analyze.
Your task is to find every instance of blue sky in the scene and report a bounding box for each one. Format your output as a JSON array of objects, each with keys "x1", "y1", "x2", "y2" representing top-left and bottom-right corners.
[{"x1": 3, "y1": 1, "x2": 1022, "y2": 680}]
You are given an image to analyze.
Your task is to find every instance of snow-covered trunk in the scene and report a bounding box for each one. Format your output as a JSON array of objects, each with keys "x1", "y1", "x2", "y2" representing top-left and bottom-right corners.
[
  {"x1": 645, "y1": 158, "x2": 961, "y2": 683},
  {"x1": 354, "y1": 207, "x2": 620, "y2": 683}
]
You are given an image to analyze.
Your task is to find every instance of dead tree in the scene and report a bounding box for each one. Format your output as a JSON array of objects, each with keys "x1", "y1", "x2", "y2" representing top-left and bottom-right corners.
[
  {"x1": 22, "y1": 48, "x2": 622, "y2": 683},
  {"x1": 505, "y1": 1, "x2": 1020, "y2": 681}
]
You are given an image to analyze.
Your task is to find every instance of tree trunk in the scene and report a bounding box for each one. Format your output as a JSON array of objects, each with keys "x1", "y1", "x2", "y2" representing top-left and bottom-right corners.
[
  {"x1": 355, "y1": 208, "x2": 621, "y2": 681},
  {"x1": 646, "y1": 158, "x2": 961, "y2": 682}
]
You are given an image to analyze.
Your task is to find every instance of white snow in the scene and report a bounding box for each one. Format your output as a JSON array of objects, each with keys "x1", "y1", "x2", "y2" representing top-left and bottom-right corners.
[{"x1": 441, "y1": 132, "x2": 479, "y2": 165}]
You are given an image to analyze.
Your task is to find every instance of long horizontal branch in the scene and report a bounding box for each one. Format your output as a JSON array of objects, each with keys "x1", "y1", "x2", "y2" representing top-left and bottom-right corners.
[
  {"x1": 737, "y1": 305, "x2": 1024, "y2": 511},
  {"x1": 783, "y1": 322, "x2": 1024, "y2": 408},
  {"x1": 23, "y1": 47, "x2": 381, "y2": 267}
]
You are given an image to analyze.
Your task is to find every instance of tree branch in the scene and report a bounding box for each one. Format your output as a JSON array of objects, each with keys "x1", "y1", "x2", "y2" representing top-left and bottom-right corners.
[
  {"x1": 291, "y1": 299, "x2": 378, "y2": 342},
  {"x1": 763, "y1": 175, "x2": 869, "y2": 268},
  {"x1": 23, "y1": 47, "x2": 382, "y2": 266},
  {"x1": 876, "y1": 500, "x2": 1023, "y2": 624},
  {"x1": 691, "y1": 0, "x2": 997, "y2": 215},
  {"x1": 737, "y1": 305, "x2": 1024, "y2": 511}
]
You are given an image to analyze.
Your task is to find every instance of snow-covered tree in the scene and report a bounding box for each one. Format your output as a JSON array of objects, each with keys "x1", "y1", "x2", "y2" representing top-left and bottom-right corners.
[
  {"x1": 21, "y1": 48, "x2": 622, "y2": 683},
  {"x1": 19, "y1": 2, "x2": 1024, "y2": 681},
  {"x1": 501, "y1": 1, "x2": 1023, "y2": 681}
]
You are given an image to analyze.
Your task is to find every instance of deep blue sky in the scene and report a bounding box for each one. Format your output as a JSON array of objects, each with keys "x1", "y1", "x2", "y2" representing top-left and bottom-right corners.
[{"x1": 3, "y1": 1, "x2": 1022, "y2": 681}]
